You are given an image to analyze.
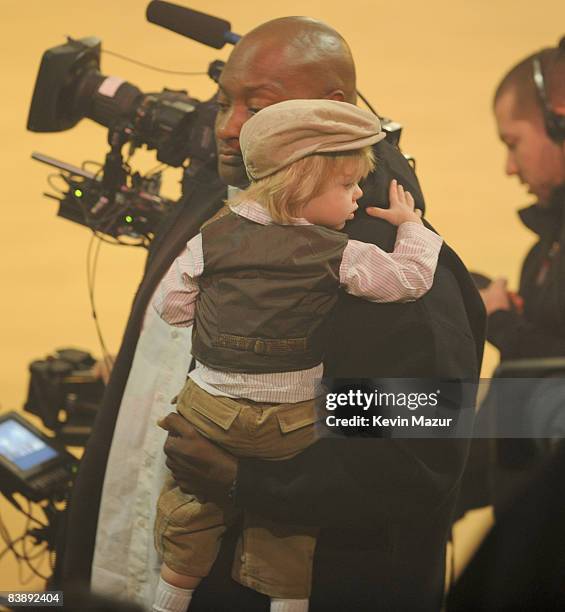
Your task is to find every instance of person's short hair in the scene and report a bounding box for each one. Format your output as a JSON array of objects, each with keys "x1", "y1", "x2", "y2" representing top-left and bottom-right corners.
[
  {"x1": 494, "y1": 43, "x2": 565, "y2": 121},
  {"x1": 228, "y1": 147, "x2": 375, "y2": 224}
]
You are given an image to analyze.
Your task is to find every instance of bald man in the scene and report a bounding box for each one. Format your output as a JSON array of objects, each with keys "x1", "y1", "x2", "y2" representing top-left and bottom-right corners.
[{"x1": 59, "y1": 17, "x2": 484, "y2": 611}]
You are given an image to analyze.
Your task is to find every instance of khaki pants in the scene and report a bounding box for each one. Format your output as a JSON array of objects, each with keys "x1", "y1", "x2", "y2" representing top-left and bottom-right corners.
[{"x1": 154, "y1": 379, "x2": 319, "y2": 598}]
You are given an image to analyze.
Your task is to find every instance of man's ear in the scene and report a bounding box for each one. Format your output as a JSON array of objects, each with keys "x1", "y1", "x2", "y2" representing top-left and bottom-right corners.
[{"x1": 326, "y1": 90, "x2": 346, "y2": 102}]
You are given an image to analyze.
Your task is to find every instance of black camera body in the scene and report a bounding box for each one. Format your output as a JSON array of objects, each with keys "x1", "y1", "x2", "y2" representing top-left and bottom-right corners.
[
  {"x1": 25, "y1": 348, "x2": 105, "y2": 447},
  {"x1": 28, "y1": 36, "x2": 218, "y2": 168}
]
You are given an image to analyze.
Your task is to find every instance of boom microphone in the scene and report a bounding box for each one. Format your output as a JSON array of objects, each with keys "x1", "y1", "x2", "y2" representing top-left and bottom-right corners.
[{"x1": 146, "y1": 1, "x2": 241, "y2": 48}]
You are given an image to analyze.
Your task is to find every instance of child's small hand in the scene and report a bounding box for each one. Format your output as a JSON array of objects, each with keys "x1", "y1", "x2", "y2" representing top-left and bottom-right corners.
[{"x1": 366, "y1": 179, "x2": 423, "y2": 226}]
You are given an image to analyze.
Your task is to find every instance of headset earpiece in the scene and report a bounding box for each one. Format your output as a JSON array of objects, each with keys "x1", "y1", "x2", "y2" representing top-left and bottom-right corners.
[{"x1": 532, "y1": 44, "x2": 565, "y2": 142}]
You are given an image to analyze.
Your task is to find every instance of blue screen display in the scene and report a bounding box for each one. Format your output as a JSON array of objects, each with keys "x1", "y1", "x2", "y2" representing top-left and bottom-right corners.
[{"x1": 0, "y1": 420, "x2": 58, "y2": 471}]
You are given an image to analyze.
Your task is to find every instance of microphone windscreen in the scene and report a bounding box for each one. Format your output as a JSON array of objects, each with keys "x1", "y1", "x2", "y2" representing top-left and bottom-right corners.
[{"x1": 146, "y1": 1, "x2": 231, "y2": 49}]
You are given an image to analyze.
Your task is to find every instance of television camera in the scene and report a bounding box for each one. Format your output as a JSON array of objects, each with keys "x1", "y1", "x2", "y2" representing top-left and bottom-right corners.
[{"x1": 27, "y1": 33, "x2": 222, "y2": 244}]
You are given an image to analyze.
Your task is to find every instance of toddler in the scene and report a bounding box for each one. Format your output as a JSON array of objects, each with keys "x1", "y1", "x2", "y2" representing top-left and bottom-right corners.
[{"x1": 151, "y1": 99, "x2": 443, "y2": 612}]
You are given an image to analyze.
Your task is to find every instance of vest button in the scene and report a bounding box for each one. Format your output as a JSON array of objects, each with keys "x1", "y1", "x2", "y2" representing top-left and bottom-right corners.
[{"x1": 254, "y1": 339, "x2": 266, "y2": 354}]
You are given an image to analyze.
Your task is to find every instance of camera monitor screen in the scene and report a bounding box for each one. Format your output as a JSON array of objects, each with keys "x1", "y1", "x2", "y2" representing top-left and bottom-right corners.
[
  {"x1": 0, "y1": 412, "x2": 77, "y2": 501},
  {"x1": 0, "y1": 419, "x2": 58, "y2": 471}
]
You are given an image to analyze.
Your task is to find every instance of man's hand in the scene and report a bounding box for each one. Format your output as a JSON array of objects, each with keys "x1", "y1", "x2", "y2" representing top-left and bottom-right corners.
[
  {"x1": 479, "y1": 278, "x2": 512, "y2": 315},
  {"x1": 365, "y1": 179, "x2": 423, "y2": 226},
  {"x1": 159, "y1": 413, "x2": 238, "y2": 501}
]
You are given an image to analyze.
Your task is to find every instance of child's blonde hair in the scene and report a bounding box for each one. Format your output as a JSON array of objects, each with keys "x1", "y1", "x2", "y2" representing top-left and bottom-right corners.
[{"x1": 229, "y1": 146, "x2": 376, "y2": 224}]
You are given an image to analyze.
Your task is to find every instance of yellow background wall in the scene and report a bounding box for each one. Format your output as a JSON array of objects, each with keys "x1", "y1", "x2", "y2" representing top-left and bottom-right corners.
[{"x1": 1, "y1": 0, "x2": 564, "y2": 594}]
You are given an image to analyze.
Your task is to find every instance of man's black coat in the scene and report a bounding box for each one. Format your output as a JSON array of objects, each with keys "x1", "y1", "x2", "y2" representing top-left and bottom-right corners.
[{"x1": 60, "y1": 140, "x2": 485, "y2": 611}]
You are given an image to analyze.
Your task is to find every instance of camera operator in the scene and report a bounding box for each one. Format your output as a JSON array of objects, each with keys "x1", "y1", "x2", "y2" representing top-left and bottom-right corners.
[
  {"x1": 59, "y1": 16, "x2": 485, "y2": 611},
  {"x1": 476, "y1": 41, "x2": 565, "y2": 510},
  {"x1": 481, "y1": 39, "x2": 565, "y2": 359},
  {"x1": 448, "y1": 41, "x2": 565, "y2": 610}
]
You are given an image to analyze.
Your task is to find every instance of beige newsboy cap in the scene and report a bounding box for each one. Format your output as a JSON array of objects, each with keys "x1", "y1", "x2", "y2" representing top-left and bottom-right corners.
[{"x1": 239, "y1": 99, "x2": 386, "y2": 180}]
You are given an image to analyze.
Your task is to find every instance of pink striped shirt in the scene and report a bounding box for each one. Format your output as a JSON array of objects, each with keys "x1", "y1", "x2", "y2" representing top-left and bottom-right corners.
[{"x1": 152, "y1": 201, "x2": 443, "y2": 402}]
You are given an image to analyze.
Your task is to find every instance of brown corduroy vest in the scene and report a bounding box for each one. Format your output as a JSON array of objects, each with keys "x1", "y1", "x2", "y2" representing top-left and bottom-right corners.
[{"x1": 191, "y1": 211, "x2": 348, "y2": 373}]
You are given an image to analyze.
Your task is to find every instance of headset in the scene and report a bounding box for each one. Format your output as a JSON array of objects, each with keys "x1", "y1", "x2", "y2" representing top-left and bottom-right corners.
[{"x1": 532, "y1": 36, "x2": 565, "y2": 142}]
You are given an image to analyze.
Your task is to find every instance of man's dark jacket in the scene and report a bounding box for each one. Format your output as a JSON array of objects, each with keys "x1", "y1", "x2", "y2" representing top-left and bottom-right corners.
[
  {"x1": 455, "y1": 189, "x2": 565, "y2": 546},
  {"x1": 448, "y1": 187, "x2": 565, "y2": 612},
  {"x1": 487, "y1": 187, "x2": 565, "y2": 360},
  {"x1": 60, "y1": 140, "x2": 485, "y2": 611}
]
